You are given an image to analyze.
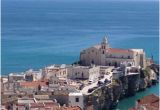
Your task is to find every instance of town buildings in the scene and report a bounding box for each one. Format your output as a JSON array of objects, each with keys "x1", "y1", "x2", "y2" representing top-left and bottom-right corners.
[
  {"x1": 8, "y1": 73, "x2": 25, "y2": 82},
  {"x1": 1, "y1": 36, "x2": 157, "y2": 110},
  {"x1": 80, "y1": 37, "x2": 149, "y2": 68},
  {"x1": 68, "y1": 92, "x2": 84, "y2": 110},
  {"x1": 67, "y1": 65, "x2": 100, "y2": 82},
  {"x1": 43, "y1": 64, "x2": 67, "y2": 79},
  {"x1": 25, "y1": 69, "x2": 43, "y2": 81}
]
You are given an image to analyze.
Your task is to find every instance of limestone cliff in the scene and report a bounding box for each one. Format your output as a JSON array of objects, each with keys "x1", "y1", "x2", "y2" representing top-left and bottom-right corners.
[{"x1": 85, "y1": 64, "x2": 159, "y2": 110}]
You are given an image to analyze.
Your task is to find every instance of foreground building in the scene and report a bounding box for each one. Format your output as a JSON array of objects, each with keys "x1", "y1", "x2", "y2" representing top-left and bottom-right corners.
[
  {"x1": 129, "y1": 94, "x2": 159, "y2": 110},
  {"x1": 80, "y1": 36, "x2": 148, "y2": 68}
]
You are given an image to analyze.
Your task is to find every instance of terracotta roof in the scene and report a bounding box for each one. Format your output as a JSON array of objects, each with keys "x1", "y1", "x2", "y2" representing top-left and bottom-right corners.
[
  {"x1": 138, "y1": 94, "x2": 159, "y2": 105},
  {"x1": 17, "y1": 103, "x2": 26, "y2": 106},
  {"x1": 129, "y1": 94, "x2": 159, "y2": 110},
  {"x1": 30, "y1": 103, "x2": 45, "y2": 108},
  {"x1": 44, "y1": 102, "x2": 60, "y2": 107},
  {"x1": 20, "y1": 80, "x2": 48, "y2": 88},
  {"x1": 55, "y1": 106, "x2": 81, "y2": 110},
  {"x1": 108, "y1": 48, "x2": 133, "y2": 54}
]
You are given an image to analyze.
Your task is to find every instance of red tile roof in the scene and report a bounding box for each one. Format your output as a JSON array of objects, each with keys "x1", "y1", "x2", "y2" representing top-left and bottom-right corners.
[
  {"x1": 20, "y1": 80, "x2": 48, "y2": 88},
  {"x1": 108, "y1": 48, "x2": 133, "y2": 54},
  {"x1": 54, "y1": 106, "x2": 81, "y2": 110},
  {"x1": 30, "y1": 103, "x2": 45, "y2": 108},
  {"x1": 17, "y1": 103, "x2": 26, "y2": 106},
  {"x1": 44, "y1": 102, "x2": 60, "y2": 107},
  {"x1": 138, "y1": 94, "x2": 159, "y2": 105},
  {"x1": 129, "y1": 94, "x2": 159, "y2": 110}
]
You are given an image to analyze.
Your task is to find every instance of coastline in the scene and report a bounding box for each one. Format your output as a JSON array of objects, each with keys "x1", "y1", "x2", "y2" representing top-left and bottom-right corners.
[{"x1": 1, "y1": 63, "x2": 159, "y2": 110}]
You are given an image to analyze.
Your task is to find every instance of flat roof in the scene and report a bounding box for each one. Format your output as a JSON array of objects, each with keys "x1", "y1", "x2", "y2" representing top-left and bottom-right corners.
[
  {"x1": 69, "y1": 92, "x2": 83, "y2": 96},
  {"x1": 18, "y1": 98, "x2": 35, "y2": 103}
]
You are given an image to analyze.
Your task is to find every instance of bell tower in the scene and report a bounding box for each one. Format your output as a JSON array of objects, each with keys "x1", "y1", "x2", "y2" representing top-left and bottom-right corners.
[
  {"x1": 101, "y1": 36, "x2": 109, "y2": 50},
  {"x1": 100, "y1": 36, "x2": 109, "y2": 66}
]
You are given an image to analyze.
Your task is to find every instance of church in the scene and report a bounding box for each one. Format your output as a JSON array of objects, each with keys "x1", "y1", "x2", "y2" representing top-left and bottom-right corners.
[{"x1": 80, "y1": 36, "x2": 148, "y2": 68}]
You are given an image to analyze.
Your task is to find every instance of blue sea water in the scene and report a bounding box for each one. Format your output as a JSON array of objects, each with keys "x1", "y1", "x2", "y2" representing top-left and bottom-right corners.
[{"x1": 2, "y1": 0, "x2": 159, "y2": 74}]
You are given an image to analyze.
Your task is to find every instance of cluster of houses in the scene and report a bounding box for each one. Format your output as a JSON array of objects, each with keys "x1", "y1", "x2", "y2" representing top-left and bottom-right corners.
[{"x1": 1, "y1": 36, "x2": 154, "y2": 110}]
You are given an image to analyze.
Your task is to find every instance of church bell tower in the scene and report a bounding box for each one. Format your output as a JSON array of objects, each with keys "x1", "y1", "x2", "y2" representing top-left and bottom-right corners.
[{"x1": 101, "y1": 36, "x2": 109, "y2": 50}]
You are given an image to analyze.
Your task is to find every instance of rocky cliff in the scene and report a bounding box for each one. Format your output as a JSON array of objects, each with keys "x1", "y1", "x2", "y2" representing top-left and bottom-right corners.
[
  {"x1": 85, "y1": 64, "x2": 159, "y2": 110},
  {"x1": 85, "y1": 81, "x2": 122, "y2": 110}
]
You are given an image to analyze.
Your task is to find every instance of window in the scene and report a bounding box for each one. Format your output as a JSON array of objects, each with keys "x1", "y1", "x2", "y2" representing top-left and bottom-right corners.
[
  {"x1": 102, "y1": 51, "x2": 104, "y2": 54},
  {"x1": 75, "y1": 97, "x2": 79, "y2": 102},
  {"x1": 128, "y1": 56, "x2": 130, "y2": 59},
  {"x1": 82, "y1": 72, "x2": 84, "y2": 78},
  {"x1": 91, "y1": 60, "x2": 94, "y2": 64}
]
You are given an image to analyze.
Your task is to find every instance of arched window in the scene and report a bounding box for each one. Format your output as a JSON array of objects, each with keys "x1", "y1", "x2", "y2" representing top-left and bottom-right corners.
[{"x1": 102, "y1": 51, "x2": 105, "y2": 54}]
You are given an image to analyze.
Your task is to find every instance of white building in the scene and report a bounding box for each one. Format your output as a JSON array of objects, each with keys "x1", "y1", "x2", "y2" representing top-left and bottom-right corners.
[
  {"x1": 80, "y1": 36, "x2": 147, "y2": 68},
  {"x1": 43, "y1": 64, "x2": 67, "y2": 79},
  {"x1": 67, "y1": 65, "x2": 100, "y2": 82},
  {"x1": 112, "y1": 67, "x2": 124, "y2": 80},
  {"x1": 25, "y1": 69, "x2": 43, "y2": 81},
  {"x1": 99, "y1": 66, "x2": 114, "y2": 77},
  {"x1": 125, "y1": 66, "x2": 140, "y2": 75},
  {"x1": 8, "y1": 73, "x2": 25, "y2": 82},
  {"x1": 69, "y1": 92, "x2": 84, "y2": 110}
]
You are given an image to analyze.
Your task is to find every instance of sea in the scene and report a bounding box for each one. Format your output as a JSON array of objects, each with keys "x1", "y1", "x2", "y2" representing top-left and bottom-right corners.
[{"x1": 1, "y1": 0, "x2": 159, "y2": 109}]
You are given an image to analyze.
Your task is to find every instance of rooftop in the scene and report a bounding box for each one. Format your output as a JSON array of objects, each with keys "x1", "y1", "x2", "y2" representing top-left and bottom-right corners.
[
  {"x1": 20, "y1": 80, "x2": 48, "y2": 88},
  {"x1": 108, "y1": 48, "x2": 133, "y2": 54},
  {"x1": 129, "y1": 94, "x2": 159, "y2": 110},
  {"x1": 56, "y1": 106, "x2": 82, "y2": 110},
  {"x1": 137, "y1": 94, "x2": 159, "y2": 105},
  {"x1": 69, "y1": 92, "x2": 83, "y2": 96}
]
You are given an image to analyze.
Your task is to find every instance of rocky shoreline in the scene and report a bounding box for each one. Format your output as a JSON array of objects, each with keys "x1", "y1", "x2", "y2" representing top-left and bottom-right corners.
[{"x1": 84, "y1": 64, "x2": 159, "y2": 110}]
